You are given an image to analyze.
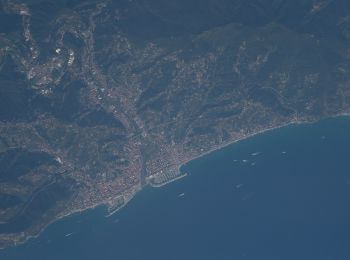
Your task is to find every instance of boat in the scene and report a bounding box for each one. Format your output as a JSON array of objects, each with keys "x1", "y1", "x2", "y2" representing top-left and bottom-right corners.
[{"x1": 178, "y1": 193, "x2": 185, "y2": 198}]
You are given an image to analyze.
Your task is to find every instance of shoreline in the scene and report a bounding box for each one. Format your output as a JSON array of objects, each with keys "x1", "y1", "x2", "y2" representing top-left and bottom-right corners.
[
  {"x1": 173, "y1": 120, "x2": 302, "y2": 177},
  {"x1": 149, "y1": 172, "x2": 188, "y2": 188},
  {"x1": 151, "y1": 113, "x2": 350, "y2": 188},
  {"x1": 0, "y1": 185, "x2": 142, "y2": 251},
  {"x1": 177, "y1": 113, "x2": 350, "y2": 172},
  {"x1": 105, "y1": 185, "x2": 141, "y2": 217},
  {"x1": 1, "y1": 113, "x2": 349, "y2": 251}
]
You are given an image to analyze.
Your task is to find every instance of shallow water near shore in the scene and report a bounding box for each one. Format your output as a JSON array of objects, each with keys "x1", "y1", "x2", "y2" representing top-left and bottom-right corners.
[{"x1": 1, "y1": 116, "x2": 350, "y2": 260}]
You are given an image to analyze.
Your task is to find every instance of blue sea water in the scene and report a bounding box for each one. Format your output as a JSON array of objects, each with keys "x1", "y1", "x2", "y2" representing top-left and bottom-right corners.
[{"x1": 1, "y1": 117, "x2": 350, "y2": 260}]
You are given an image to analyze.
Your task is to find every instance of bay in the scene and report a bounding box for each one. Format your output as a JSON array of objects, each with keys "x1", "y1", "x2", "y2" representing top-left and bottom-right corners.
[{"x1": 1, "y1": 117, "x2": 350, "y2": 260}]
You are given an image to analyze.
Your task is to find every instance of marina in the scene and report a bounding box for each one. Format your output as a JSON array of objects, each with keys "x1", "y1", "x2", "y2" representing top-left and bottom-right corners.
[{"x1": 1, "y1": 117, "x2": 350, "y2": 260}]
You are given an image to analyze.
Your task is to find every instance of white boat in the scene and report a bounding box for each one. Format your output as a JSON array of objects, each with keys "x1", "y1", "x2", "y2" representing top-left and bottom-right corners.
[{"x1": 178, "y1": 193, "x2": 185, "y2": 198}]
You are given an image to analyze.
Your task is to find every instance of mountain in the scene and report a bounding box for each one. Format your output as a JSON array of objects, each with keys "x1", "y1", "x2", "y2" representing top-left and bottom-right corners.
[{"x1": 1, "y1": 0, "x2": 350, "y2": 248}]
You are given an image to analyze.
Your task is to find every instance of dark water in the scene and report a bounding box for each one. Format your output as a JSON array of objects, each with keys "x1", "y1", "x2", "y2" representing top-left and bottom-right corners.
[{"x1": 1, "y1": 117, "x2": 350, "y2": 260}]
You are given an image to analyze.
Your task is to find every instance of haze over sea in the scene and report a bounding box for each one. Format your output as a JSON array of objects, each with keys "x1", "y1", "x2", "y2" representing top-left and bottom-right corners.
[{"x1": 1, "y1": 117, "x2": 350, "y2": 260}]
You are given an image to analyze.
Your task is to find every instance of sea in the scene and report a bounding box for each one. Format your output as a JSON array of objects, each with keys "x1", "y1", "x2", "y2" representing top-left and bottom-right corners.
[{"x1": 1, "y1": 116, "x2": 350, "y2": 260}]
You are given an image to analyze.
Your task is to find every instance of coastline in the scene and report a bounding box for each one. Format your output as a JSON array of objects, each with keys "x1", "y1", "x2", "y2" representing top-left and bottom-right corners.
[
  {"x1": 177, "y1": 113, "x2": 350, "y2": 172},
  {"x1": 139, "y1": 119, "x2": 306, "y2": 190},
  {"x1": 1, "y1": 113, "x2": 349, "y2": 251},
  {"x1": 172, "y1": 120, "x2": 303, "y2": 179},
  {"x1": 149, "y1": 172, "x2": 188, "y2": 188},
  {"x1": 0, "y1": 185, "x2": 142, "y2": 251},
  {"x1": 152, "y1": 113, "x2": 350, "y2": 188},
  {"x1": 104, "y1": 185, "x2": 142, "y2": 217}
]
